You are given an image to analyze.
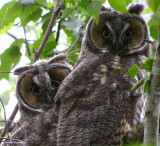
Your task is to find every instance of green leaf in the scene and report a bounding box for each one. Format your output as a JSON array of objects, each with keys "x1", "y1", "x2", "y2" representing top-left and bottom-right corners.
[
  {"x1": 126, "y1": 64, "x2": 139, "y2": 79},
  {"x1": 150, "y1": 26, "x2": 158, "y2": 40},
  {"x1": 87, "y1": 1, "x2": 102, "y2": 24},
  {"x1": 20, "y1": 5, "x2": 42, "y2": 26},
  {"x1": 68, "y1": 46, "x2": 80, "y2": 66},
  {"x1": 0, "y1": 2, "x2": 23, "y2": 31},
  {"x1": 63, "y1": 8, "x2": 74, "y2": 18},
  {"x1": 108, "y1": 0, "x2": 129, "y2": 13},
  {"x1": 19, "y1": 0, "x2": 35, "y2": 5},
  {"x1": 36, "y1": 0, "x2": 46, "y2": 4},
  {"x1": 47, "y1": 1, "x2": 54, "y2": 8},
  {"x1": 41, "y1": 34, "x2": 58, "y2": 58},
  {"x1": 31, "y1": 34, "x2": 57, "y2": 59},
  {"x1": 148, "y1": 12, "x2": 160, "y2": 28},
  {"x1": 101, "y1": 0, "x2": 107, "y2": 4},
  {"x1": 125, "y1": 0, "x2": 132, "y2": 5},
  {"x1": 147, "y1": 0, "x2": 160, "y2": 12},
  {"x1": 32, "y1": 38, "x2": 42, "y2": 51},
  {"x1": 144, "y1": 76, "x2": 150, "y2": 93},
  {"x1": 143, "y1": 8, "x2": 152, "y2": 15},
  {"x1": 42, "y1": 11, "x2": 52, "y2": 34},
  {"x1": 140, "y1": 58, "x2": 153, "y2": 73},
  {"x1": 0, "y1": 22, "x2": 14, "y2": 35},
  {"x1": 130, "y1": 78, "x2": 145, "y2": 92},
  {"x1": 0, "y1": 40, "x2": 22, "y2": 80},
  {"x1": 11, "y1": 39, "x2": 25, "y2": 48},
  {"x1": 41, "y1": 41, "x2": 57, "y2": 58},
  {"x1": 78, "y1": 0, "x2": 89, "y2": 9},
  {"x1": 0, "y1": 1, "x2": 16, "y2": 25},
  {"x1": 63, "y1": 17, "x2": 86, "y2": 32}
]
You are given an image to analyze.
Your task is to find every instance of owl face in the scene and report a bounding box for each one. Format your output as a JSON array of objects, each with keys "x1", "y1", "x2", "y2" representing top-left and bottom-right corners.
[
  {"x1": 86, "y1": 10, "x2": 148, "y2": 56},
  {"x1": 14, "y1": 55, "x2": 72, "y2": 113}
]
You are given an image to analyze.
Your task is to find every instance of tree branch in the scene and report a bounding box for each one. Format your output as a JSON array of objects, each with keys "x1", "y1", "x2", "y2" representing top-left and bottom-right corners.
[
  {"x1": 143, "y1": 27, "x2": 160, "y2": 146},
  {"x1": 55, "y1": 19, "x2": 61, "y2": 42},
  {"x1": 33, "y1": 0, "x2": 62, "y2": 63},
  {"x1": 0, "y1": 97, "x2": 7, "y2": 143},
  {"x1": 7, "y1": 32, "x2": 18, "y2": 40},
  {"x1": 34, "y1": 2, "x2": 54, "y2": 11},
  {"x1": 0, "y1": 104, "x2": 18, "y2": 143},
  {"x1": 66, "y1": 30, "x2": 83, "y2": 54},
  {"x1": 23, "y1": 27, "x2": 32, "y2": 61}
]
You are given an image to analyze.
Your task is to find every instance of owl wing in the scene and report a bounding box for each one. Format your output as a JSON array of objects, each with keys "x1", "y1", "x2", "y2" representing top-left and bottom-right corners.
[
  {"x1": 54, "y1": 57, "x2": 100, "y2": 112},
  {"x1": 3, "y1": 109, "x2": 58, "y2": 146},
  {"x1": 55, "y1": 53, "x2": 146, "y2": 145}
]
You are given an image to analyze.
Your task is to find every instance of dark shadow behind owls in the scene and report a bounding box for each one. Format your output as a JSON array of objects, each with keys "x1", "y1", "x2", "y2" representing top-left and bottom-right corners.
[
  {"x1": 55, "y1": 4, "x2": 151, "y2": 146},
  {"x1": 3, "y1": 55, "x2": 72, "y2": 146}
]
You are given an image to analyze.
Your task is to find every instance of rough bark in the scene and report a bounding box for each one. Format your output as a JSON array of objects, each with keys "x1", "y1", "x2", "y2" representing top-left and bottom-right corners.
[{"x1": 143, "y1": 28, "x2": 160, "y2": 146}]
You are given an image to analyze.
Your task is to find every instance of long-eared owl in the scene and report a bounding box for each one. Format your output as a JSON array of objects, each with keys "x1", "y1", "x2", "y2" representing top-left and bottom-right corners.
[
  {"x1": 3, "y1": 55, "x2": 72, "y2": 146},
  {"x1": 55, "y1": 4, "x2": 151, "y2": 145}
]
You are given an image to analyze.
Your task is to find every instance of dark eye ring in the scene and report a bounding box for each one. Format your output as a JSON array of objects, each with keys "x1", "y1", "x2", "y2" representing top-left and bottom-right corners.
[
  {"x1": 103, "y1": 30, "x2": 111, "y2": 39},
  {"x1": 52, "y1": 80, "x2": 61, "y2": 89},
  {"x1": 31, "y1": 85, "x2": 40, "y2": 95},
  {"x1": 124, "y1": 30, "x2": 133, "y2": 39}
]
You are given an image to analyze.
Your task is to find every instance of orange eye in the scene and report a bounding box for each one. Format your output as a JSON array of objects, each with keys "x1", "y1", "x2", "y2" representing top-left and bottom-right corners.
[
  {"x1": 124, "y1": 30, "x2": 132, "y2": 39},
  {"x1": 31, "y1": 85, "x2": 40, "y2": 95},
  {"x1": 52, "y1": 80, "x2": 61, "y2": 89},
  {"x1": 103, "y1": 30, "x2": 111, "y2": 39}
]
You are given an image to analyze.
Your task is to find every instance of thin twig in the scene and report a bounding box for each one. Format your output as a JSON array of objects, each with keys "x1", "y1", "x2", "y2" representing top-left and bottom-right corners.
[
  {"x1": 0, "y1": 98, "x2": 7, "y2": 143},
  {"x1": 0, "y1": 120, "x2": 16, "y2": 124},
  {"x1": 144, "y1": 39, "x2": 158, "y2": 57},
  {"x1": 23, "y1": 27, "x2": 32, "y2": 61},
  {"x1": 66, "y1": 30, "x2": 83, "y2": 54},
  {"x1": 7, "y1": 32, "x2": 18, "y2": 40},
  {"x1": 33, "y1": 0, "x2": 62, "y2": 63},
  {"x1": 0, "y1": 72, "x2": 14, "y2": 74},
  {"x1": 0, "y1": 98, "x2": 7, "y2": 128},
  {"x1": 0, "y1": 104, "x2": 18, "y2": 143},
  {"x1": 55, "y1": 19, "x2": 62, "y2": 42},
  {"x1": 34, "y1": 2, "x2": 53, "y2": 10}
]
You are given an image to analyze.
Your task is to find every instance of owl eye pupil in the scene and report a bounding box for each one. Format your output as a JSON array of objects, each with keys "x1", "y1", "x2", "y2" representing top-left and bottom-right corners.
[
  {"x1": 103, "y1": 30, "x2": 111, "y2": 39},
  {"x1": 52, "y1": 80, "x2": 60, "y2": 89},
  {"x1": 31, "y1": 85, "x2": 40, "y2": 95},
  {"x1": 124, "y1": 30, "x2": 132, "y2": 39}
]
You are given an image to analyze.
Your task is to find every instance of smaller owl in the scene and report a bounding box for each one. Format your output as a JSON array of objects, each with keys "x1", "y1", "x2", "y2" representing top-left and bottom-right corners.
[
  {"x1": 15, "y1": 54, "x2": 72, "y2": 119},
  {"x1": 2, "y1": 55, "x2": 72, "y2": 146}
]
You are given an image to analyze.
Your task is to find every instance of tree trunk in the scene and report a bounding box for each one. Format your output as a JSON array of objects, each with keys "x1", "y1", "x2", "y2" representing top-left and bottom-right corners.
[{"x1": 143, "y1": 28, "x2": 160, "y2": 146}]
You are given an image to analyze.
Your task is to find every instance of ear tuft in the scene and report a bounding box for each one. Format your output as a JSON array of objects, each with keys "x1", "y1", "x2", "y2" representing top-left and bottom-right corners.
[
  {"x1": 14, "y1": 66, "x2": 30, "y2": 75},
  {"x1": 128, "y1": 4, "x2": 144, "y2": 15},
  {"x1": 101, "y1": 5, "x2": 111, "y2": 11},
  {"x1": 48, "y1": 55, "x2": 68, "y2": 64}
]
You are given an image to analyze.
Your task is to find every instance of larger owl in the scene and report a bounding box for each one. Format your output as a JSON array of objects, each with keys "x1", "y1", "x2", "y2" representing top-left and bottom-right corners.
[
  {"x1": 2, "y1": 55, "x2": 72, "y2": 146},
  {"x1": 55, "y1": 4, "x2": 150, "y2": 145}
]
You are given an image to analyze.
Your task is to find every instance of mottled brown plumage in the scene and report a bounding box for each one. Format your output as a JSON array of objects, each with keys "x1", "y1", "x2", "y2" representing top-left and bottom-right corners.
[
  {"x1": 55, "y1": 4, "x2": 150, "y2": 145},
  {"x1": 3, "y1": 55, "x2": 72, "y2": 146}
]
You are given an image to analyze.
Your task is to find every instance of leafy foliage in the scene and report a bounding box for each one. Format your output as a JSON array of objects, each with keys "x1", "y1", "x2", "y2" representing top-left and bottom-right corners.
[
  {"x1": 108, "y1": 0, "x2": 131, "y2": 13},
  {"x1": 143, "y1": 76, "x2": 150, "y2": 93},
  {"x1": 0, "y1": 40, "x2": 23, "y2": 80},
  {"x1": 87, "y1": 1, "x2": 102, "y2": 24},
  {"x1": 126, "y1": 64, "x2": 139, "y2": 79},
  {"x1": 130, "y1": 78, "x2": 145, "y2": 92},
  {"x1": 140, "y1": 58, "x2": 153, "y2": 73}
]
